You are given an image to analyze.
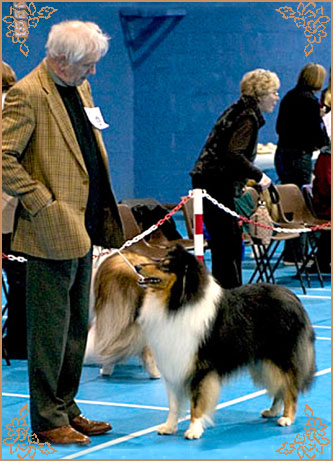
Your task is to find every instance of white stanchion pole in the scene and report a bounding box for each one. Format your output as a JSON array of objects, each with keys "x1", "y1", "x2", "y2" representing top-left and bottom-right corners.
[{"x1": 192, "y1": 188, "x2": 204, "y2": 262}]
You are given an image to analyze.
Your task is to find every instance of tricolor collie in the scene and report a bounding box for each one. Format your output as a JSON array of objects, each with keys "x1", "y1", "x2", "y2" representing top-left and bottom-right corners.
[
  {"x1": 84, "y1": 251, "x2": 160, "y2": 378},
  {"x1": 136, "y1": 245, "x2": 316, "y2": 440}
]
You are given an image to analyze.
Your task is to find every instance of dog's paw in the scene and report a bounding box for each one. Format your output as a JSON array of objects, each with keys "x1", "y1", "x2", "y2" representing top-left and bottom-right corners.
[
  {"x1": 277, "y1": 416, "x2": 292, "y2": 427},
  {"x1": 261, "y1": 408, "x2": 279, "y2": 418},
  {"x1": 184, "y1": 426, "x2": 203, "y2": 440},
  {"x1": 148, "y1": 368, "x2": 161, "y2": 379},
  {"x1": 142, "y1": 352, "x2": 160, "y2": 379},
  {"x1": 157, "y1": 424, "x2": 177, "y2": 435},
  {"x1": 184, "y1": 420, "x2": 204, "y2": 440},
  {"x1": 100, "y1": 364, "x2": 114, "y2": 376}
]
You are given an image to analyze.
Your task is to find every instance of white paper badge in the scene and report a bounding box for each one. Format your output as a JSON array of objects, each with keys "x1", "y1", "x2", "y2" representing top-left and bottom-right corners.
[{"x1": 84, "y1": 107, "x2": 109, "y2": 130}]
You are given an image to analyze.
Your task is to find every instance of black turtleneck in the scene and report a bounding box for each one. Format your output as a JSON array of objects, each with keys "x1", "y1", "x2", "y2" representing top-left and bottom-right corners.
[{"x1": 56, "y1": 84, "x2": 109, "y2": 242}]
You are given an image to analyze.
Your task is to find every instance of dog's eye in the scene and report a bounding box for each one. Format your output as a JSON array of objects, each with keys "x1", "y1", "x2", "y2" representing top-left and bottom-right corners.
[{"x1": 160, "y1": 259, "x2": 171, "y2": 270}]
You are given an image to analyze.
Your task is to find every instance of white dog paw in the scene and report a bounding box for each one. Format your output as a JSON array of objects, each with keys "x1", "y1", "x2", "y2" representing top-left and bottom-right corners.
[
  {"x1": 157, "y1": 424, "x2": 177, "y2": 435},
  {"x1": 184, "y1": 427, "x2": 203, "y2": 440},
  {"x1": 100, "y1": 364, "x2": 114, "y2": 376},
  {"x1": 277, "y1": 416, "x2": 292, "y2": 427},
  {"x1": 261, "y1": 408, "x2": 279, "y2": 418},
  {"x1": 184, "y1": 420, "x2": 204, "y2": 440},
  {"x1": 148, "y1": 368, "x2": 161, "y2": 379},
  {"x1": 143, "y1": 357, "x2": 160, "y2": 379}
]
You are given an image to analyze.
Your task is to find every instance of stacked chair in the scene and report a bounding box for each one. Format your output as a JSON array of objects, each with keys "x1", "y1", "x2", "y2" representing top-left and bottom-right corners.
[
  {"x1": 245, "y1": 186, "x2": 302, "y2": 289},
  {"x1": 246, "y1": 183, "x2": 330, "y2": 293},
  {"x1": 117, "y1": 203, "x2": 195, "y2": 259},
  {"x1": 274, "y1": 184, "x2": 330, "y2": 288}
]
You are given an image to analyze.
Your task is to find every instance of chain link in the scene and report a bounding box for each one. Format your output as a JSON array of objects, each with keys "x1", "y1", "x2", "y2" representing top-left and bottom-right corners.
[
  {"x1": 203, "y1": 191, "x2": 331, "y2": 234},
  {"x1": 2, "y1": 191, "x2": 330, "y2": 263}
]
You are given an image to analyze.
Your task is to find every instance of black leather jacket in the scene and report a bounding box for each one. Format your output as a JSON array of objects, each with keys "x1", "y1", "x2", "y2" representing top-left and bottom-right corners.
[{"x1": 190, "y1": 95, "x2": 264, "y2": 198}]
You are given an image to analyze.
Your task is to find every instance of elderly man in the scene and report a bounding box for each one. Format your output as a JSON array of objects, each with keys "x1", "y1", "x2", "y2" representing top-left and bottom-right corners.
[{"x1": 2, "y1": 21, "x2": 124, "y2": 445}]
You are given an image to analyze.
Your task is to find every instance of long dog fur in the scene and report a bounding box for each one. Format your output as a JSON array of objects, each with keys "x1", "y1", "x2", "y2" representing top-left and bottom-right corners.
[
  {"x1": 84, "y1": 251, "x2": 160, "y2": 378},
  {"x1": 136, "y1": 245, "x2": 316, "y2": 439}
]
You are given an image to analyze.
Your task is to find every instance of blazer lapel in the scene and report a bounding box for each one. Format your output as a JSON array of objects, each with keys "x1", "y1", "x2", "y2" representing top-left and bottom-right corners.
[{"x1": 38, "y1": 60, "x2": 88, "y2": 174}]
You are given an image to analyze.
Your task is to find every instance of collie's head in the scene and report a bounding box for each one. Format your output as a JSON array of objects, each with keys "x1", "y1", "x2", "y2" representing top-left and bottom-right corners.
[{"x1": 136, "y1": 245, "x2": 209, "y2": 311}]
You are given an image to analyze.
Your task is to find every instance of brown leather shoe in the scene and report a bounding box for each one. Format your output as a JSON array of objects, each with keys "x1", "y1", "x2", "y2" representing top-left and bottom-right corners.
[
  {"x1": 70, "y1": 414, "x2": 112, "y2": 436},
  {"x1": 36, "y1": 425, "x2": 91, "y2": 445}
]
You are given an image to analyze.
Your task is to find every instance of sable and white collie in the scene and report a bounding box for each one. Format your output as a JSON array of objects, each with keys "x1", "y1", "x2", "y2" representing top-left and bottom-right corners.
[
  {"x1": 84, "y1": 251, "x2": 160, "y2": 378},
  {"x1": 136, "y1": 245, "x2": 316, "y2": 440}
]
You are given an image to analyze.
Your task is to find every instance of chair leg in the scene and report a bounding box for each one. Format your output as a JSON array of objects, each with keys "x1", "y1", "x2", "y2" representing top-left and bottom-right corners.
[
  {"x1": 249, "y1": 245, "x2": 266, "y2": 283},
  {"x1": 305, "y1": 234, "x2": 324, "y2": 287},
  {"x1": 290, "y1": 242, "x2": 307, "y2": 294},
  {"x1": 257, "y1": 243, "x2": 275, "y2": 283}
]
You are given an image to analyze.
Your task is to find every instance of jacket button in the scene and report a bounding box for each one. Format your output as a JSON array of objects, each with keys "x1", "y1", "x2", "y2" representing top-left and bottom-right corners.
[
  {"x1": 83, "y1": 180, "x2": 89, "y2": 185},
  {"x1": 80, "y1": 207, "x2": 85, "y2": 212}
]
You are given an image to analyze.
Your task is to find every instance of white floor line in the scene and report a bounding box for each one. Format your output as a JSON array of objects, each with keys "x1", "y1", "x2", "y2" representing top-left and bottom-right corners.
[
  {"x1": 316, "y1": 337, "x2": 331, "y2": 341},
  {"x1": 313, "y1": 325, "x2": 331, "y2": 329},
  {"x1": 298, "y1": 295, "x2": 331, "y2": 299},
  {"x1": 61, "y1": 368, "x2": 331, "y2": 460},
  {"x1": 2, "y1": 393, "x2": 168, "y2": 411}
]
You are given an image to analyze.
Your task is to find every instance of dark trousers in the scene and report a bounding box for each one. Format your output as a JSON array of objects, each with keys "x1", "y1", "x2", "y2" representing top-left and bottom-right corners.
[
  {"x1": 26, "y1": 250, "x2": 92, "y2": 432},
  {"x1": 275, "y1": 146, "x2": 312, "y2": 261},
  {"x1": 203, "y1": 196, "x2": 242, "y2": 288},
  {"x1": 274, "y1": 147, "x2": 312, "y2": 188}
]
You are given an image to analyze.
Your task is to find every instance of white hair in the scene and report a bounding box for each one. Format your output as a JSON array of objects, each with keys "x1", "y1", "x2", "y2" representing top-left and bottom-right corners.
[{"x1": 46, "y1": 20, "x2": 110, "y2": 63}]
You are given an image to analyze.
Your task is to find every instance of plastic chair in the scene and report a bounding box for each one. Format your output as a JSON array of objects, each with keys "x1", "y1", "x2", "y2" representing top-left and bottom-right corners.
[
  {"x1": 275, "y1": 184, "x2": 330, "y2": 287},
  {"x1": 118, "y1": 203, "x2": 194, "y2": 258},
  {"x1": 302, "y1": 184, "x2": 320, "y2": 219},
  {"x1": 245, "y1": 187, "x2": 302, "y2": 289},
  {"x1": 118, "y1": 204, "x2": 166, "y2": 258}
]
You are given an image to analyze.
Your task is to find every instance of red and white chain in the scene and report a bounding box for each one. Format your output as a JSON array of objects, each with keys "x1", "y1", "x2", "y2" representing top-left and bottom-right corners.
[
  {"x1": 2, "y1": 191, "x2": 330, "y2": 263},
  {"x1": 203, "y1": 191, "x2": 331, "y2": 234}
]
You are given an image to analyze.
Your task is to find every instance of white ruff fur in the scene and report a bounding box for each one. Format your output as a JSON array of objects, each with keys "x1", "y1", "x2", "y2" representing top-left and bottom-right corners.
[{"x1": 138, "y1": 275, "x2": 222, "y2": 385}]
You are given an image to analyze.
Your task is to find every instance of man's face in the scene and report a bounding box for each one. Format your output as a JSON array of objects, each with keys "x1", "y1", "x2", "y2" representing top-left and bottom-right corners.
[{"x1": 62, "y1": 52, "x2": 101, "y2": 86}]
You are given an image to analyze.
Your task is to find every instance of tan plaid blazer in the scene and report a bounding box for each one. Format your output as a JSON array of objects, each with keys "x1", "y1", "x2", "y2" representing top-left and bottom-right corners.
[{"x1": 2, "y1": 59, "x2": 124, "y2": 259}]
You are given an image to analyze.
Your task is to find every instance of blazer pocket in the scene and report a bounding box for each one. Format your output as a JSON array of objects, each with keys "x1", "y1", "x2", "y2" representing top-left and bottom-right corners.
[{"x1": 31, "y1": 200, "x2": 88, "y2": 258}]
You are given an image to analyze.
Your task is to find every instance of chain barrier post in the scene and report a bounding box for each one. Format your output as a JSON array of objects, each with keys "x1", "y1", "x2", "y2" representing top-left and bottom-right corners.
[{"x1": 192, "y1": 188, "x2": 204, "y2": 262}]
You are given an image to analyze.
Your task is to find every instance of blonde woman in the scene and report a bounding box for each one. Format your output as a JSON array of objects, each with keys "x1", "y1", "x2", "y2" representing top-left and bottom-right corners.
[{"x1": 190, "y1": 69, "x2": 280, "y2": 288}]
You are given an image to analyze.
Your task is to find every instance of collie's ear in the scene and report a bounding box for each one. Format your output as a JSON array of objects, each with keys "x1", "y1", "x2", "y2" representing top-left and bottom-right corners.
[{"x1": 178, "y1": 263, "x2": 188, "y2": 306}]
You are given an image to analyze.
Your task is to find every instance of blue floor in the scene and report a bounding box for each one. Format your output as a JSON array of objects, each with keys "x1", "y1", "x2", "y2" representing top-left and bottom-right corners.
[{"x1": 2, "y1": 215, "x2": 331, "y2": 459}]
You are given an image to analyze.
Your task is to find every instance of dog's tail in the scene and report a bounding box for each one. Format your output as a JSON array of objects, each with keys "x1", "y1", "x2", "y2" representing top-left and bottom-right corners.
[
  {"x1": 92, "y1": 252, "x2": 150, "y2": 363},
  {"x1": 294, "y1": 323, "x2": 316, "y2": 392}
]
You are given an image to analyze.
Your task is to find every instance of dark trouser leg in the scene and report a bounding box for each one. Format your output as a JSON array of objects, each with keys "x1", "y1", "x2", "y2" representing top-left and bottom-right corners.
[
  {"x1": 275, "y1": 148, "x2": 312, "y2": 261},
  {"x1": 26, "y1": 250, "x2": 92, "y2": 432},
  {"x1": 203, "y1": 198, "x2": 242, "y2": 288},
  {"x1": 315, "y1": 230, "x2": 331, "y2": 269}
]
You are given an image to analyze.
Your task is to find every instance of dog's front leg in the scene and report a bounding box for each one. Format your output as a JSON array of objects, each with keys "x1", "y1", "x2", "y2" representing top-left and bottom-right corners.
[
  {"x1": 185, "y1": 372, "x2": 220, "y2": 440},
  {"x1": 158, "y1": 386, "x2": 181, "y2": 435}
]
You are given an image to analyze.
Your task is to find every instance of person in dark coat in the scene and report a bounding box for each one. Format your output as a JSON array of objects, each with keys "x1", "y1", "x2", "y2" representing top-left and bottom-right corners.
[
  {"x1": 274, "y1": 63, "x2": 329, "y2": 264},
  {"x1": 190, "y1": 69, "x2": 280, "y2": 288},
  {"x1": 275, "y1": 63, "x2": 329, "y2": 188}
]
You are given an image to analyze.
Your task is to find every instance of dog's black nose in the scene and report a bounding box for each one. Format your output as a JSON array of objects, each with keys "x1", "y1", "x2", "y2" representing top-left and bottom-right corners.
[{"x1": 135, "y1": 265, "x2": 142, "y2": 272}]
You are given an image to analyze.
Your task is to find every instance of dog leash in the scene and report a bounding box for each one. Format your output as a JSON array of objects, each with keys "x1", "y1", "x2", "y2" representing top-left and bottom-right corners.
[{"x1": 112, "y1": 249, "x2": 146, "y2": 283}]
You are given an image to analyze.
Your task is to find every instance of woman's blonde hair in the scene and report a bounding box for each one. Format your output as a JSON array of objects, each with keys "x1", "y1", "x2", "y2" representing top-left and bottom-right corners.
[
  {"x1": 240, "y1": 69, "x2": 280, "y2": 99},
  {"x1": 46, "y1": 20, "x2": 110, "y2": 64},
  {"x1": 323, "y1": 68, "x2": 331, "y2": 108},
  {"x1": 297, "y1": 63, "x2": 326, "y2": 91},
  {"x1": 2, "y1": 61, "x2": 17, "y2": 92}
]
